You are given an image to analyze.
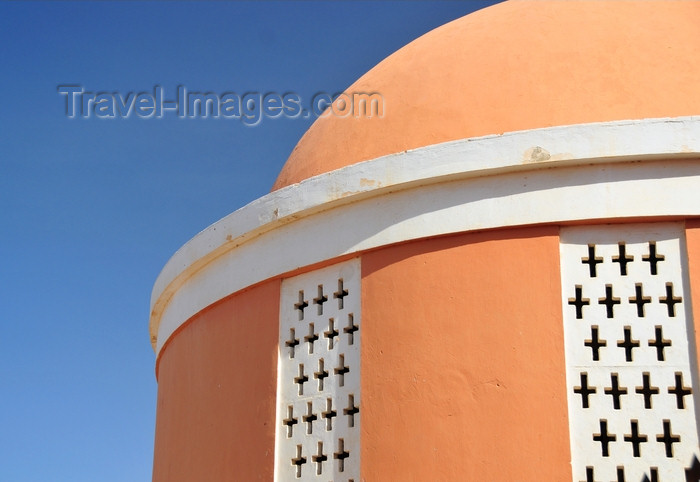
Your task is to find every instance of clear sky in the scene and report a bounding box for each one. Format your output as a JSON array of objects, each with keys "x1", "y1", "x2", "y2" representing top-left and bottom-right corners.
[{"x1": 0, "y1": 1, "x2": 498, "y2": 480}]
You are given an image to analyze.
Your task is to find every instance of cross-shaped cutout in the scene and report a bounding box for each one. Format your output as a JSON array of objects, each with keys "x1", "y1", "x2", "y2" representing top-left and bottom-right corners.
[
  {"x1": 291, "y1": 445, "x2": 307, "y2": 478},
  {"x1": 612, "y1": 242, "x2": 634, "y2": 275},
  {"x1": 642, "y1": 241, "x2": 666, "y2": 275},
  {"x1": 642, "y1": 241, "x2": 665, "y2": 275},
  {"x1": 343, "y1": 394, "x2": 359, "y2": 427},
  {"x1": 294, "y1": 364, "x2": 309, "y2": 395},
  {"x1": 604, "y1": 373, "x2": 627, "y2": 410},
  {"x1": 584, "y1": 326, "x2": 606, "y2": 361},
  {"x1": 285, "y1": 328, "x2": 300, "y2": 359},
  {"x1": 642, "y1": 468, "x2": 659, "y2": 482},
  {"x1": 343, "y1": 314, "x2": 359, "y2": 345},
  {"x1": 314, "y1": 358, "x2": 329, "y2": 391},
  {"x1": 294, "y1": 291, "x2": 309, "y2": 321},
  {"x1": 283, "y1": 405, "x2": 298, "y2": 438},
  {"x1": 648, "y1": 326, "x2": 672, "y2": 361},
  {"x1": 593, "y1": 419, "x2": 616, "y2": 457},
  {"x1": 311, "y1": 442, "x2": 327, "y2": 476},
  {"x1": 582, "y1": 466, "x2": 600, "y2": 482},
  {"x1": 334, "y1": 438, "x2": 350, "y2": 473},
  {"x1": 313, "y1": 285, "x2": 328, "y2": 315},
  {"x1": 616, "y1": 467, "x2": 626, "y2": 482},
  {"x1": 302, "y1": 401, "x2": 317, "y2": 435},
  {"x1": 617, "y1": 326, "x2": 640, "y2": 362},
  {"x1": 582, "y1": 244, "x2": 604, "y2": 277},
  {"x1": 635, "y1": 372, "x2": 659, "y2": 409},
  {"x1": 334, "y1": 355, "x2": 349, "y2": 387},
  {"x1": 623, "y1": 420, "x2": 648, "y2": 457},
  {"x1": 668, "y1": 372, "x2": 692, "y2": 409},
  {"x1": 334, "y1": 278, "x2": 349, "y2": 309},
  {"x1": 321, "y1": 398, "x2": 337, "y2": 431},
  {"x1": 304, "y1": 323, "x2": 319, "y2": 354},
  {"x1": 569, "y1": 285, "x2": 590, "y2": 319},
  {"x1": 598, "y1": 285, "x2": 621, "y2": 318},
  {"x1": 656, "y1": 419, "x2": 681, "y2": 457},
  {"x1": 324, "y1": 318, "x2": 339, "y2": 350},
  {"x1": 574, "y1": 372, "x2": 596, "y2": 409},
  {"x1": 628, "y1": 283, "x2": 651, "y2": 317},
  {"x1": 659, "y1": 282, "x2": 682, "y2": 317},
  {"x1": 685, "y1": 456, "x2": 700, "y2": 481}
]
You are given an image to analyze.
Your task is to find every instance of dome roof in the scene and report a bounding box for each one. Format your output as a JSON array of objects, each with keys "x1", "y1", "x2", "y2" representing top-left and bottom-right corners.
[{"x1": 273, "y1": 0, "x2": 700, "y2": 190}]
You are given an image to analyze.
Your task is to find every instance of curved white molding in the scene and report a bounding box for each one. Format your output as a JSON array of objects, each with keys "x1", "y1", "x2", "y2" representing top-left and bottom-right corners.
[{"x1": 150, "y1": 116, "x2": 700, "y2": 355}]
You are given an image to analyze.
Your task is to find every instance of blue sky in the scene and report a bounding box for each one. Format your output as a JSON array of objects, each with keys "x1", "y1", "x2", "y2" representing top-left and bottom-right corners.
[{"x1": 0, "y1": 1, "x2": 498, "y2": 480}]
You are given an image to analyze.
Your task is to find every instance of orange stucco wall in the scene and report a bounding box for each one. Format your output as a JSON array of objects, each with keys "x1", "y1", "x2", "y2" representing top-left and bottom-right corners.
[
  {"x1": 684, "y1": 220, "x2": 700, "y2": 381},
  {"x1": 152, "y1": 280, "x2": 280, "y2": 481},
  {"x1": 151, "y1": 220, "x2": 700, "y2": 480},
  {"x1": 361, "y1": 226, "x2": 571, "y2": 480}
]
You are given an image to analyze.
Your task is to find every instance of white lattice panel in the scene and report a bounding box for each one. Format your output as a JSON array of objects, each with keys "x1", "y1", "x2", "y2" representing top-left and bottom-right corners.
[
  {"x1": 561, "y1": 224, "x2": 700, "y2": 481},
  {"x1": 275, "y1": 259, "x2": 361, "y2": 481}
]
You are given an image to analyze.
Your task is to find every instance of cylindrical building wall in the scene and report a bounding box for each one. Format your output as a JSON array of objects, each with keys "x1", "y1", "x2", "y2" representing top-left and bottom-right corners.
[
  {"x1": 360, "y1": 226, "x2": 571, "y2": 480},
  {"x1": 149, "y1": 2, "x2": 700, "y2": 479},
  {"x1": 153, "y1": 221, "x2": 700, "y2": 480},
  {"x1": 153, "y1": 280, "x2": 280, "y2": 481}
]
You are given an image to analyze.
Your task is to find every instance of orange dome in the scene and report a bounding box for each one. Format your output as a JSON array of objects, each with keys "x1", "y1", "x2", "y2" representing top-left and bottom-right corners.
[{"x1": 273, "y1": 0, "x2": 700, "y2": 190}]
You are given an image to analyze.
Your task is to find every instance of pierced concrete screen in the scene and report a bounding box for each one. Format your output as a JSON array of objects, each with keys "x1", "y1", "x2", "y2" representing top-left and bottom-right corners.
[
  {"x1": 561, "y1": 224, "x2": 700, "y2": 481},
  {"x1": 275, "y1": 259, "x2": 361, "y2": 481}
]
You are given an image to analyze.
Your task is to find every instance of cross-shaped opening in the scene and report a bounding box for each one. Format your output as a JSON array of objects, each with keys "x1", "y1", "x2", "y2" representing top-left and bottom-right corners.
[
  {"x1": 311, "y1": 441, "x2": 327, "y2": 476},
  {"x1": 334, "y1": 278, "x2": 349, "y2": 309},
  {"x1": 635, "y1": 372, "x2": 659, "y2": 409},
  {"x1": 656, "y1": 419, "x2": 681, "y2": 457},
  {"x1": 291, "y1": 445, "x2": 307, "y2": 478},
  {"x1": 574, "y1": 372, "x2": 596, "y2": 409},
  {"x1": 569, "y1": 285, "x2": 590, "y2": 319},
  {"x1": 294, "y1": 291, "x2": 309, "y2": 321},
  {"x1": 302, "y1": 401, "x2": 317, "y2": 435},
  {"x1": 648, "y1": 326, "x2": 672, "y2": 361},
  {"x1": 642, "y1": 241, "x2": 665, "y2": 275},
  {"x1": 604, "y1": 373, "x2": 627, "y2": 410},
  {"x1": 612, "y1": 242, "x2": 634, "y2": 275},
  {"x1": 321, "y1": 398, "x2": 337, "y2": 431},
  {"x1": 583, "y1": 466, "x2": 599, "y2": 482},
  {"x1": 334, "y1": 354, "x2": 349, "y2": 387},
  {"x1": 582, "y1": 244, "x2": 604, "y2": 277},
  {"x1": 313, "y1": 285, "x2": 328, "y2": 315},
  {"x1": 659, "y1": 282, "x2": 682, "y2": 317},
  {"x1": 668, "y1": 372, "x2": 692, "y2": 409},
  {"x1": 283, "y1": 405, "x2": 298, "y2": 438},
  {"x1": 285, "y1": 328, "x2": 300, "y2": 359},
  {"x1": 314, "y1": 358, "x2": 329, "y2": 391},
  {"x1": 617, "y1": 326, "x2": 640, "y2": 362},
  {"x1": 641, "y1": 468, "x2": 659, "y2": 482},
  {"x1": 623, "y1": 420, "x2": 647, "y2": 457},
  {"x1": 294, "y1": 364, "x2": 309, "y2": 396},
  {"x1": 343, "y1": 314, "x2": 359, "y2": 345},
  {"x1": 584, "y1": 325, "x2": 606, "y2": 361},
  {"x1": 304, "y1": 323, "x2": 319, "y2": 354},
  {"x1": 324, "y1": 318, "x2": 339, "y2": 350},
  {"x1": 334, "y1": 438, "x2": 350, "y2": 473},
  {"x1": 598, "y1": 285, "x2": 621, "y2": 319},
  {"x1": 593, "y1": 419, "x2": 616, "y2": 457},
  {"x1": 685, "y1": 456, "x2": 700, "y2": 480},
  {"x1": 628, "y1": 283, "x2": 651, "y2": 317},
  {"x1": 616, "y1": 467, "x2": 625, "y2": 482},
  {"x1": 343, "y1": 394, "x2": 359, "y2": 428}
]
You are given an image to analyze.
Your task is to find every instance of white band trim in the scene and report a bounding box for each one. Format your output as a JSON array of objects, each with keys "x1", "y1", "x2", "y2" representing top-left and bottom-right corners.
[{"x1": 150, "y1": 116, "x2": 700, "y2": 354}]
